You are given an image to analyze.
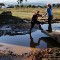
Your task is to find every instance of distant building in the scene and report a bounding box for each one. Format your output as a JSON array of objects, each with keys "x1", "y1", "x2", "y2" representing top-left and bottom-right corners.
[
  {"x1": 0, "y1": 3, "x2": 6, "y2": 8},
  {"x1": 7, "y1": 5, "x2": 14, "y2": 8}
]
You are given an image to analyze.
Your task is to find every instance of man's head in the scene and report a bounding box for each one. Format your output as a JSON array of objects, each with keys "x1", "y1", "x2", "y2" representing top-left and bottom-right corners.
[
  {"x1": 47, "y1": 4, "x2": 51, "y2": 8},
  {"x1": 47, "y1": 4, "x2": 50, "y2": 6},
  {"x1": 36, "y1": 11, "x2": 40, "y2": 14}
]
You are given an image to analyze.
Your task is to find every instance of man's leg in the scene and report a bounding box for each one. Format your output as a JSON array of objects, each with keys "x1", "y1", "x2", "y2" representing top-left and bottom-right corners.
[
  {"x1": 30, "y1": 22, "x2": 35, "y2": 33},
  {"x1": 48, "y1": 18, "x2": 52, "y2": 32},
  {"x1": 36, "y1": 21, "x2": 43, "y2": 30}
]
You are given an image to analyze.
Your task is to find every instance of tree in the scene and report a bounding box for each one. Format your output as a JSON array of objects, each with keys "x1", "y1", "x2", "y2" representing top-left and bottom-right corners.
[
  {"x1": 57, "y1": 4, "x2": 60, "y2": 8},
  {"x1": 53, "y1": 4, "x2": 56, "y2": 7},
  {"x1": 17, "y1": 0, "x2": 27, "y2": 6}
]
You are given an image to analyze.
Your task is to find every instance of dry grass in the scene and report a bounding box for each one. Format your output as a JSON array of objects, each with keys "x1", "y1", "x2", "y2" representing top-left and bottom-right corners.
[
  {"x1": 0, "y1": 9, "x2": 4, "y2": 14},
  {"x1": 0, "y1": 8, "x2": 60, "y2": 20},
  {"x1": 53, "y1": 8, "x2": 60, "y2": 19}
]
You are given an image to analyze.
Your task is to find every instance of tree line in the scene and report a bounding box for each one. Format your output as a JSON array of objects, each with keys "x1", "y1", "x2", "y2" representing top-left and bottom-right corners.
[
  {"x1": 15, "y1": 5, "x2": 46, "y2": 8},
  {"x1": 15, "y1": 4, "x2": 60, "y2": 8},
  {"x1": 52, "y1": 4, "x2": 60, "y2": 8}
]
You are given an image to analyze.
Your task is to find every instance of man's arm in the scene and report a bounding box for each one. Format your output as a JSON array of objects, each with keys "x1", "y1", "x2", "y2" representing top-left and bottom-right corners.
[
  {"x1": 44, "y1": 13, "x2": 47, "y2": 17},
  {"x1": 38, "y1": 14, "x2": 42, "y2": 17},
  {"x1": 43, "y1": 9, "x2": 48, "y2": 17}
]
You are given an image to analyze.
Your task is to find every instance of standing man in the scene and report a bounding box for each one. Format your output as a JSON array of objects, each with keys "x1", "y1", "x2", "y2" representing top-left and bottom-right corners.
[
  {"x1": 44, "y1": 4, "x2": 53, "y2": 32},
  {"x1": 30, "y1": 11, "x2": 43, "y2": 33}
]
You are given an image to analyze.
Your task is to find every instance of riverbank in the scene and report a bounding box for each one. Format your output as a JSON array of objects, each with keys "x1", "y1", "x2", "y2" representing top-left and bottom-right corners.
[
  {"x1": 0, "y1": 43, "x2": 60, "y2": 60},
  {"x1": 0, "y1": 43, "x2": 39, "y2": 60}
]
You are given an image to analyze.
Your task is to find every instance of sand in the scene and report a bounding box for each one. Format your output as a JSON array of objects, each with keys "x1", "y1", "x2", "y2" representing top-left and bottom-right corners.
[
  {"x1": 0, "y1": 43, "x2": 40, "y2": 60},
  {"x1": 0, "y1": 43, "x2": 39, "y2": 55},
  {"x1": 0, "y1": 43, "x2": 60, "y2": 60}
]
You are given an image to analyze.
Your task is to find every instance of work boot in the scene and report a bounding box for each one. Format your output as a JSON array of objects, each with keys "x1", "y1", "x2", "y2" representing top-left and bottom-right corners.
[{"x1": 39, "y1": 25, "x2": 43, "y2": 30}]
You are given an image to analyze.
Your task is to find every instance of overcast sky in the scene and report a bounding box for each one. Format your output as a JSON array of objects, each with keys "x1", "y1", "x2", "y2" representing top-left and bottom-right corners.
[{"x1": 0, "y1": 0, "x2": 60, "y2": 5}]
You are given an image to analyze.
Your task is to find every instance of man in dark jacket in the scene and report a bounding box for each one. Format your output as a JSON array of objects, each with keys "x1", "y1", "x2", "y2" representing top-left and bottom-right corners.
[{"x1": 30, "y1": 11, "x2": 43, "y2": 33}]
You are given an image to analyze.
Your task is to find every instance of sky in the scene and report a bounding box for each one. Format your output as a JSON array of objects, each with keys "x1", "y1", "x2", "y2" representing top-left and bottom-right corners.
[{"x1": 0, "y1": 0, "x2": 60, "y2": 5}]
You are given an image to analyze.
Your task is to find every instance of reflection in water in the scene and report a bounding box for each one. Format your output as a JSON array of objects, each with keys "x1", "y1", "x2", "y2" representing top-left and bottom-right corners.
[
  {"x1": 30, "y1": 33, "x2": 41, "y2": 48},
  {"x1": 0, "y1": 23, "x2": 60, "y2": 49},
  {"x1": 29, "y1": 31, "x2": 43, "y2": 49},
  {"x1": 30, "y1": 32, "x2": 60, "y2": 50},
  {"x1": 40, "y1": 37, "x2": 60, "y2": 48},
  {"x1": 30, "y1": 33, "x2": 41, "y2": 51}
]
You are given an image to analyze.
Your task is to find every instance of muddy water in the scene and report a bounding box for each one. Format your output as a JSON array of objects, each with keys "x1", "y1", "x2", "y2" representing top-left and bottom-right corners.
[{"x1": 0, "y1": 23, "x2": 60, "y2": 48}]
